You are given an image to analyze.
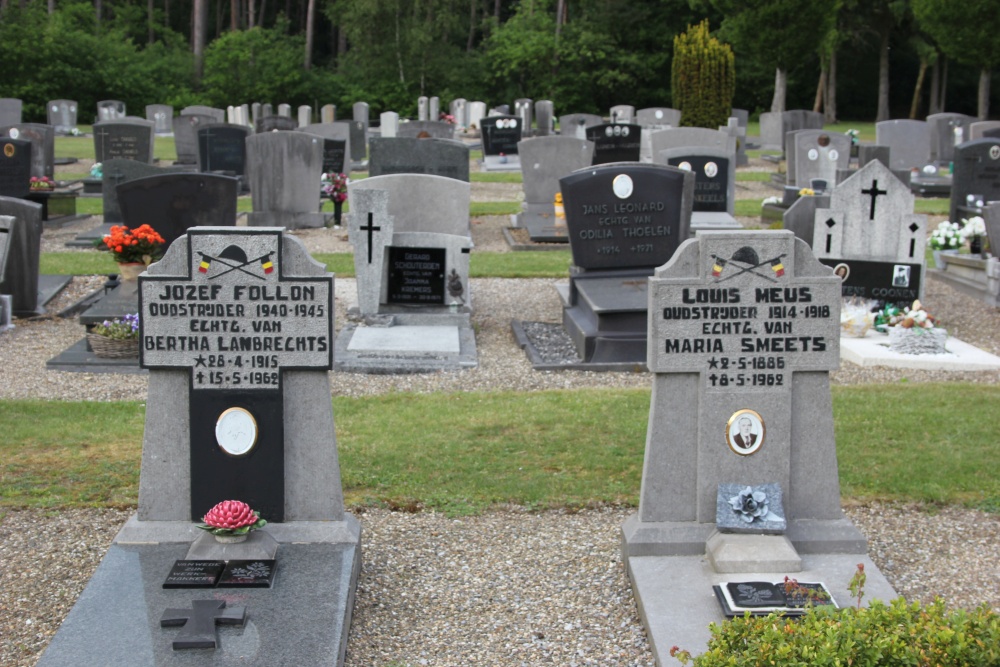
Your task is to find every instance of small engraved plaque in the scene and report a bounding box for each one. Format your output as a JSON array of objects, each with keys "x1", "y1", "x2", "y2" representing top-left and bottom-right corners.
[
  {"x1": 218, "y1": 560, "x2": 276, "y2": 588},
  {"x1": 163, "y1": 560, "x2": 226, "y2": 588}
]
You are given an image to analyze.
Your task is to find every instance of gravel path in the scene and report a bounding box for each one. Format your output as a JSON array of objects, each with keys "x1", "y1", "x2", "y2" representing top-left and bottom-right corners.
[{"x1": 2, "y1": 164, "x2": 998, "y2": 666}]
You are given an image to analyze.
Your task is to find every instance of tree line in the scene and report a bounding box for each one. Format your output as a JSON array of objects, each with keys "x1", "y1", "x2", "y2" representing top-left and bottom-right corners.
[{"x1": 0, "y1": 0, "x2": 996, "y2": 124}]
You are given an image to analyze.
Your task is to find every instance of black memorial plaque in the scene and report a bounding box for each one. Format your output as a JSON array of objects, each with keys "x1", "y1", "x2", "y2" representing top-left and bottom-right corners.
[
  {"x1": 666, "y1": 155, "x2": 730, "y2": 213},
  {"x1": 139, "y1": 229, "x2": 334, "y2": 522},
  {"x1": 0, "y1": 138, "x2": 32, "y2": 197},
  {"x1": 586, "y1": 123, "x2": 641, "y2": 165},
  {"x1": 386, "y1": 246, "x2": 446, "y2": 304},
  {"x1": 950, "y1": 138, "x2": 1000, "y2": 222},
  {"x1": 481, "y1": 116, "x2": 522, "y2": 156},
  {"x1": 819, "y1": 257, "x2": 922, "y2": 308},
  {"x1": 163, "y1": 560, "x2": 226, "y2": 588},
  {"x1": 218, "y1": 560, "x2": 277, "y2": 588},
  {"x1": 713, "y1": 581, "x2": 836, "y2": 617},
  {"x1": 322, "y1": 138, "x2": 347, "y2": 174},
  {"x1": 560, "y1": 163, "x2": 691, "y2": 271},
  {"x1": 198, "y1": 124, "x2": 249, "y2": 176}
]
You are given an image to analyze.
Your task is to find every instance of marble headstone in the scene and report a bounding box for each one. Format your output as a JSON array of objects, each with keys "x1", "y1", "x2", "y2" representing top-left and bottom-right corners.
[
  {"x1": 93, "y1": 119, "x2": 156, "y2": 164},
  {"x1": 47, "y1": 100, "x2": 78, "y2": 135},
  {"x1": 146, "y1": 105, "x2": 174, "y2": 134},
  {"x1": 875, "y1": 120, "x2": 931, "y2": 171},
  {"x1": 368, "y1": 137, "x2": 469, "y2": 181},
  {"x1": 246, "y1": 131, "x2": 328, "y2": 229}
]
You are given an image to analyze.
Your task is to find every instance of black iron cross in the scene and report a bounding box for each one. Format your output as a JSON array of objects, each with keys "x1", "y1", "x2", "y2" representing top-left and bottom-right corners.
[
  {"x1": 160, "y1": 599, "x2": 246, "y2": 650},
  {"x1": 861, "y1": 179, "x2": 888, "y2": 220},
  {"x1": 359, "y1": 212, "x2": 381, "y2": 264}
]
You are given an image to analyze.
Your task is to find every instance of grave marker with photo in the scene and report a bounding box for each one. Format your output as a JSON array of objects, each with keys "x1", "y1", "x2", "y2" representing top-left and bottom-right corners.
[
  {"x1": 481, "y1": 116, "x2": 523, "y2": 171},
  {"x1": 47, "y1": 100, "x2": 78, "y2": 135},
  {"x1": 0, "y1": 123, "x2": 54, "y2": 179},
  {"x1": 950, "y1": 138, "x2": 1000, "y2": 223},
  {"x1": 93, "y1": 119, "x2": 156, "y2": 164},
  {"x1": 586, "y1": 123, "x2": 641, "y2": 165},
  {"x1": 661, "y1": 146, "x2": 739, "y2": 231},
  {"x1": 146, "y1": 104, "x2": 174, "y2": 134}
]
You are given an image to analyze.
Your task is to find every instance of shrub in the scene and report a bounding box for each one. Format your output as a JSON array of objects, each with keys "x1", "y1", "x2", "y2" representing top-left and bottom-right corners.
[{"x1": 671, "y1": 20, "x2": 735, "y2": 129}]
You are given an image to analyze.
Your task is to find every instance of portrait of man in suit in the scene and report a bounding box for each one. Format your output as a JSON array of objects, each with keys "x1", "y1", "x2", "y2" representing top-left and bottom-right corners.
[
  {"x1": 733, "y1": 417, "x2": 756, "y2": 449},
  {"x1": 727, "y1": 409, "x2": 764, "y2": 455}
]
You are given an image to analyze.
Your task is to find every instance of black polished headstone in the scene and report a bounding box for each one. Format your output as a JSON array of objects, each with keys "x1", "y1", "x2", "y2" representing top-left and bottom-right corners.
[
  {"x1": 118, "y1": 173, "x2": 238, "y2": 250},
  {"x1": 481, "y1": 116, "x2": 522, "y2": 156},
  {"x1": 160, "y1": 599, "x2": 246, "y2": 650},
  {"x1": 0, "y1": 138, "x2": 32, "y2": 198},
  {"x1": 197, "y1": 124, "x2": 250, "y2": 177},
  {"x1": 666, "y1": 155, "x2": 731, "y2": 213},
  {"x1": 162, "y1": 560, "x2": 226, "y2": 588},
  {"x1": 368, "y1": 137, "x2": 470, "y2": 181},
  {"x1": 386, "y1": 246, "x2": 447, "y2": 305},
  {"x1": 93, "y1": 120, "x2": 155, "y2": 164},
  {"x1": 819, "y1": 257, "x2": 922, "y2": 309},
  {"x1": 0, "y1": 196, "x2": 42, "y2": 315},
  {"x1": 950, "y1": 138, "x2": 1000, "y2": 222},
  {"x1": 586, "y1": 123, "x2": 641, "y2": 165},
  {"x1": 322, "y1": 138, "x2": 347, "y2": 174},
  {"x1": 103, "y1": 159, "x2": 187, "y2": 224},
  {"x1": 0, "y1": 124, "x2": 55, "y2": 179},
  {"x1": 218, "y1": 559, "x2": 277, "y2": 588}
]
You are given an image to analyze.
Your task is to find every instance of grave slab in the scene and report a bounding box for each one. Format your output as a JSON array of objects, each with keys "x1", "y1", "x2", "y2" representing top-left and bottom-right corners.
[
  {"x1": 839, "y1": 330, "x2": 1000, "y2": 370},
  {"x1": 347, "y1": 324, "x2": 460, "y2": 353}
]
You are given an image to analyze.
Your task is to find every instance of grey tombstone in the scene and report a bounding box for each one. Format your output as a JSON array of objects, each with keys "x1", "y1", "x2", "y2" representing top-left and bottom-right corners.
[
  {"x1": 262, "y1": 103, "x2": 273, "y2": 118},
  {"x1": 172, "y1": 114, "x2": 216, "y2": 165},
  {"x1": 226, "y1": 105, "x2": 237, "y2": 124},
  {"x1": 481, "y1": 116, "x2": 522, "y2": 170},
  {"x1": 720, "y1": 117, "x2": 748, "y2": 167},
  {"x1": 252, "y1": 102, "x2": 262, "y2": 127},
  {"x1": 0, "y1": 196, "x2": 42, "y2": 316},
  {"x1": 146, "y1": 104, "x2": 174, "y2": 135},
  {"x1": 380, "y1": 111, "x2": 399, "y2": 138},
  {"x1": 637, "y1": 108, "x2": 681, "y2": 128},
  {"x1": 859, "y1": 144, "x2": 891, "y2": 169},
  {"x1": 969, "y1": 121, "x2": 1000, "y2": 140},
  {"x1": 0, "y1": 138, "x2": 32, "y2": 198},
  {"x1": 298, "y1": 105, "x2": 312, "y2": 128},
  {"x1": 353, "y1": 102, "x2": 370, "y2": 134},
  {"x1": 0, "y1": 98, "x2": 23, "y2": 126},
  {"x1": 587, "y1": 123, "x2": 642, "y2": 165},
  {"x1": 277, "y1": 103, "x2": 292, "y2": 117},
  {"x1": 514, "y1": 98, "x2": 533, "y2": 136},
  {"x1": 246, "y1": 131, "x2": 328, "y2": 229},
  {"x1": 339, "y1": 177, "x2": 477, "y2": 373},
  {"x1": 181, "y1": 105, "x2": 225, "y2": 123},
  {"x1": 985, "y1": 202, "x2": 1000, "y2": 256},
  {"x1": 429, "y1": 96, "x2": 440, "y2": 122},
  {"x1": 789, "y1": 130, "x2": 851, "y2": 189},
  {"x1": 875, "y1": 119, "x2": 931, "y2": 171},
  {"x1": 93, "y1": 119, "x2": 156, "y2": 164},
  {"x1": 257, "y1": 115, "x2": 298, "y2": 133},
  {"x1": 40, "y1": 226, "x2": 359, "y2": 666},
  {"x1": 813, "y1": 160, "x2": 927, "y2": 307},
  {"x1": 927, "y1": 112, "x2": 975, "y2": 164},
  {"x1": 559, "y1": 113, "x2": 603, "y2": 140},
  {"x1": 515, "y1": 135, "x2": 594, "y2": 241},
  {"x1": 1, "y1": 123, "x2": 55, "y2": 179},
  {"x1": 950, "y1": 138, "x2": 1000, "y2": 223},
  {"x1": 650, "y1": 127, "x2": 736, "y2": 162},
  {"x1": 101, "y1": 159, "x2": 189, "y2": 225},
  {"x1": 661, "y1": 146, "x2": 739, "y2": 231},
  {"x1": 550, "y1": 162, "x2": 694, "y2": 365},
  {"x1": 321, "y1": 104, "x2": 336, "y2": 124},
  {"x1": 299, "y1": 122, "x2": 353, "y2": 174},
  {"x1": 730, "y1": 108, "x2": 749, "y2": 128},
  {"x1": 610, "y1": 104, "x2": 635, "y2": 124},
  {"x1": 450, "y1": 98, "x2": 467, "y2": 127},
  {"x1": 786, "y1": 109, "x2": 824, "y2": 131},
  {"x1": 417, "y1": 96, "x2": 429, "y2": 121},
  {"x1": 623, "y1": 229, "x2": 894, "y2": 661},
  {"x1": 348, "y1": 120, "x2": 367, "y2": 165},
  {"x1": 368, "y1": 137, "x2": 469, "y2": 181},
  {"x1": 238, "y1": 103, "x2": 251, "y2": 128},
  {"x1": 782, "y1": 193, "x2": 830, "y2": 244},
  {"x1": 534, "y1": 100, "x2": 554, "y2": 136},
  {"x1": 97, "y1": 100, "x2": 126, "y2": 121},
  {"x1": 758, "y1": 111, "x2": 785, "y2": 151},
  {"x1": 467, "y1": 101, "x2": 487, "y2": 131},
  {"x1": 197, "y1": 124, "x2": 251, "y2": 183},
  {"x1": 396, "y1": 120, "x2": 455, "y2": 140},
  {"x1": 47, "y1": 100, "x2": 78, "y2": 135}
]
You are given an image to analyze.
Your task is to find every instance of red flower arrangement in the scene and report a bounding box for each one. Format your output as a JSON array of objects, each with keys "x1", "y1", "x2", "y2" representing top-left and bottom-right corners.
[
  {"x1": 197, "y1": 500, "x2": 267, "y2": 536},
  {"x1": 100, "y1": 224, "x2": 166, "y2": 264}
]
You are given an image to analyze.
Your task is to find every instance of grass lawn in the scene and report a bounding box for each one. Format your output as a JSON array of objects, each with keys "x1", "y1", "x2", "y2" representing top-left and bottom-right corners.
[{"x1": 2, "y1": 384, "x2": 997, "y2": 515}]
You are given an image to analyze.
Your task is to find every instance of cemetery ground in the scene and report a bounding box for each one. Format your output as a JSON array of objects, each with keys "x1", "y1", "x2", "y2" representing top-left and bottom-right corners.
[{"x1": 1, "y1": 129, "x2": 999, "y2": 666}]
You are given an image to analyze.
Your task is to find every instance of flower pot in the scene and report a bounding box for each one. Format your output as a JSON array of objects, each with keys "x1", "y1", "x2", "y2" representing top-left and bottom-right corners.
[
  {"x1": 970, "y1": 236, "x2": 983, "y2": 256},
  {"x1": 117, "y1": 262, "x2": 146, "y2": 282},
  {"x1": 214, "y1": 533, "x2": 249, "y2": 544},
  {"x1": 333, "y1": 200, "x2": 343, "y2": 227},
  {"x1": 87, "y1": 333, "x2": 139, "y2": 359}
]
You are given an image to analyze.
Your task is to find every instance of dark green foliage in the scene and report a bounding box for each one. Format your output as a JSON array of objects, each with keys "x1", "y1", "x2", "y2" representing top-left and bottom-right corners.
[
  {"x1": 912, "y1": 0, "x2": 1000, "y2": 69},
  {"x1": 672, "y1": 20, "x2": 735, "y2": 128}
]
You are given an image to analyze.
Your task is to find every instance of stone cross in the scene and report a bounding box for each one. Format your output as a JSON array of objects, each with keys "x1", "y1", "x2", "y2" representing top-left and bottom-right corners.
[
  {"x1": 359, "y1": 212, "x2": 381, "y2": 264},
  {"x1": 861, "y1": 179, "x2": 888, "y2": 220},
  {"x1": 348, "y1": 189, "x2": 393, "y2": 315},
  {"x1": 160, "y1": 599, "x2": 246, "y2": 650}
]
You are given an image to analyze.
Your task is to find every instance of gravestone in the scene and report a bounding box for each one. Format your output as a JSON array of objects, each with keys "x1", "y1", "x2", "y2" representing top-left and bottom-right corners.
[
  {"x1": 119, "y1": 174, "x2": 239, "y2": 250},
  {"x1": 418, "y1": 96, "x2": 429, "y2": 121},
  {"x1": 875, "y1": 119, "x2": 931, "y2": 171},
  {"x1": 789, "y1": 130, "x2": 851, "y2": 189},
  {"x1": 298, "y1": 105, "x2": 312, "y2": 128},
  {"x1": 368, "y1": 137, "x2": 470, "y2": 181},
  {"x1": 559, "y1": 113, "x2": 603, "y2": 140},
  {"x1": 252, "y1": 102, "x2": 263, "y2": 127},
  {"x1": 397, "y1": 121, "x2": 455, "y2": 140},
  {"x1": 587, "y1": 123, "x2": 641, "y2": 165},
  {"x1": 534, "y1": 100, "x2": 554, "y2": 136},
  {"x1": 950, "y1": 138, "x2": 1000, "y2": 223},
  {"x1": 246, "y1": 131, "x2": 328, "y2": 229},
  {"x1": 514, "y1": 98, "x2": 533, "y2": 136},
  {"x1": 650, "y1": 127, "x2": 736, "y2": 164},
  {"x1": 450, "y1": 98, "x2": 467, "y2": 127},
  {"x1": 467, "y1": 101, "x2": 487, "y2": 131},
  {"x1": 278, "y1": 103, "x2": 292, "y2": 117},
  {"x1": 515, "y1": 136, "x2": 594, "y2": 241},
  {"x1": 720, "y1": 117, "x2": 748, "y2": 167},
  {"x1": 93, "y1": 119, "x2": 156, "y2": 164},
  {"x1": 237, "y1": 104, "x2": 251, "y2": 128},
  {"x1": 262, "y1": 103, "x2": 273, "y2": 118},
  {"x1": 97, "y1": 100, "x2": 126, "y2": 121},
  {"x1": 927, "y1": 112, "x2": 974, "y2": 164},
  {"x1": 146, "y1": 104, "x2": 174, "y2": 134},
  {"x1": 781, "y1": 193, "x2": 830, "y2": 245},
  {"x1": 0, "y1": 138, "x2": 32, "y2": 198},
  {"x1": 0, "y1": 98, "x2": 23, "y2": 125},
  {"x1": 182, "y1": 105, "x2": 225, "y2": 123},
  {"x1": 38, "y1": 227, "x2": 360, "y2": 667},
  {"x1": 340, "y1": 176, "x2": 477, "y2": 372},
  {"x1": 481, "y1": 116, "x2": 522, "y2": 170},
  {"x1": 197, "y1": 124, "x2": 251, "y2": 183},
  {"x1": 969, "y1": 121, "x2": 1000, "y2": 141},
  {"x1": 321, "y1": 104, "x2": 336, "y2": 124},
  {"x1": 299, "y1": 123, "x2": 352, "y2": 174},
  {"x1": 759, "y1": 110, "x2": 823, "y2": 152},
  {"x1": 730, "y1": 108, "x2": 749, "y2": 128},
  {"x1": 637, "y1": 108, "x2": 681, "y2": 128},
  {"x1": 100, "y1": 159, "x2": 189, "y2": 225},
  {"x1": 622, "y1": 229, "x2": 895, "y2": 661},
  {"x1": 353, "y1": 103, "x2": 369, "y2": 135},
  {"x1": 47, "y1": 100, "x2": 78, "y2": 135},
  {"x1": 348, "y1": 120, "x2": 367, "y2": 165},
  {"x1": 380, "y1": 111, "x2": 399, "y2": 138},
  {"x1": 661, "y1": 146, "x2": 740, "y2": 231},
  {"x1": 610, "y1": 104, "x2": 635, "y2": 124},
  {"x1": 0, "y1": 196, "x2": 43, "y2": 316},
  {"x1": 1, "y1": 123, "x2": 55, "y2": 179},
  {"x1": 257, "y1": 115, "x2": 298, "y2": 133},
  {"x1": 429, "y1": 96, "x2": 440, "y2": 122},
  {"x1": 226, "y1": 105, "x2": 237, "y2": 124},
  {"x1": 546, "y1": 162, "x2": 694, "y2": 366},
  {"x1": 813, "y1": 159, "x2": 927, "y2": 307},
  {"x1": 172, "y1": 114, "x2": 216, "y2": 166}
]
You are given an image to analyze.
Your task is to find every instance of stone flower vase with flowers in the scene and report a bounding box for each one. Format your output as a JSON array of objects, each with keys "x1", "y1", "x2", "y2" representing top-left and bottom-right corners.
[
  {"x1": 98, "y1": 224, "x2": 166, "y2": 281},
  {"x1": 929, "y1": 220, "x2": 962, "y2": 268},
  {"x1": 960, "y1": 215, "x2": 988, "y2": 258},
  {"x1": 87, "y1": 313, "x2": 140, "y2": 358},
  {"x1": 197, "y1": 500, "x2": 267, "y2": 543},
  {"x1": 321, "y1": 172, "x2": 349, "y2": 227}
]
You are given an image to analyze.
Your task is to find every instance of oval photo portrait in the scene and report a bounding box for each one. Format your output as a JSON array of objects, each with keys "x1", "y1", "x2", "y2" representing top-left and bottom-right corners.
[{"x1": 726, "y1": 409, "x2": 765, "y2": 456}]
